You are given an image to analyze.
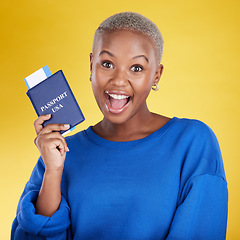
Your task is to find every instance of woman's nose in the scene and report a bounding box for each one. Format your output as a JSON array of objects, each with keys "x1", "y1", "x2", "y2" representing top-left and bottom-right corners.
[{"x1": 110, "y1": 69, "x2": 128, "y2": 87}]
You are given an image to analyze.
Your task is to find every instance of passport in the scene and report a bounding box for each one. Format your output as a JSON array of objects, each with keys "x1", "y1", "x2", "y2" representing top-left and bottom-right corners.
[{"x1": 25, "y1": 66, "x2": 85, "y2": 135}]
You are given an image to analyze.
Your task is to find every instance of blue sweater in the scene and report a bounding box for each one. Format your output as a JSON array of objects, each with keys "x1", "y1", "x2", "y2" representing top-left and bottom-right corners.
[{"x1": 11, "y1": 117, "x2": 228, "y2": 240}]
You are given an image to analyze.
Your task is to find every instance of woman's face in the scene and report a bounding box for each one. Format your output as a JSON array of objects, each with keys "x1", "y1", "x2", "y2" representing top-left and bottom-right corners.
[{"x1": 90, "y1": 30, "x2": 163, "y2": 124}]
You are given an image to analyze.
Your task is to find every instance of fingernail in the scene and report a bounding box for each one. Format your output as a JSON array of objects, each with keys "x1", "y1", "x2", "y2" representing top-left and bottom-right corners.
[
  {"x1": 46, "y1": 114, "x2": 51, "y2": 117},
  {"x1": 64, "y1": 124, "x2": 70, "y2": 128}
]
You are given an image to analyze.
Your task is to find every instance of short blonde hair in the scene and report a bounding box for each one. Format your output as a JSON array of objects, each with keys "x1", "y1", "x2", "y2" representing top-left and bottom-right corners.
[{"x1": 92, "y1": 12, "x2": 164, "y2": 64}]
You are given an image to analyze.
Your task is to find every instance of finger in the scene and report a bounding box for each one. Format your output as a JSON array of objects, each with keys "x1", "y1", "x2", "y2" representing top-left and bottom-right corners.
[
  {"x1": 37, "y1": 135, "x2": 67, "y2": 156},
  {"x1": 34, "y1": 114, "x2": 52, "y2": 135},
  {"x1": 45, "y1": 137, "x2": 66, "y2": 156},
  {"x1": 52, "y1": 138, "x2": 66, "y2": 156},
  {"x1": 40, "y1": 123, "x2": 70, "y2": 135},
  {"x1": 40, "y1": 131, "x2": 69, "y2": 152},
  {"x1": 35, "y1": 131, "x2": 69, "y2": 153}
]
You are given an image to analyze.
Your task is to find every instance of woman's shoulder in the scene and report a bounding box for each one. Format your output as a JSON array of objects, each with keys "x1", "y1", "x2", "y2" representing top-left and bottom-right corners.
[
  {"x1": 154, "y1": 114, "x2": 215, "y2": 139},
  {"x1": 155, "y1": 117, "x2": 221, "y2": 160},
  {"x1": 150, "y1": 114, "x2": 217, "y2": 145},
  {"x1": 65, "y1": 127, "x2": 92, "y2": 146},
  {"x1": 173, "y1": 117, "x2": 226, "y2": 182},
  {"x1": 172, "y1": 116, "x2": 216, "y2": 138}
]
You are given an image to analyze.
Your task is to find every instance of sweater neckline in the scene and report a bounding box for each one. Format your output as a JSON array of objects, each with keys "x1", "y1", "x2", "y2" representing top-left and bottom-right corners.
[{"x1": 84, "y1": 117, "x2": 177, "y2": 150}]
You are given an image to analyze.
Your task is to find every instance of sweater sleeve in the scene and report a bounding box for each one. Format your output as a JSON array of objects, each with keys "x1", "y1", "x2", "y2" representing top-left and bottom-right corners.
[
  {"x1": 166, "y1": 120, "x2": 228, "y2": 240},
  {"x1": 165, "y1": 174, "x2": 228, "y2": 240},
  {"x1": 11, "y1": 157, "x2": 71, "y2": 240}
]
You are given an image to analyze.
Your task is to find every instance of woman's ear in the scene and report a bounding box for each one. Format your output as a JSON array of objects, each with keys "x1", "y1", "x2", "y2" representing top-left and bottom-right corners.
[
  {"x1": 154, "y1": 64, "x2": 164, "y2": 84},
  {"x1": 89, "y1": 53, "x2": 93, "y2": 82},
  {"x1": 90, "y1": 53, "x2": 93, "y2": 72}
]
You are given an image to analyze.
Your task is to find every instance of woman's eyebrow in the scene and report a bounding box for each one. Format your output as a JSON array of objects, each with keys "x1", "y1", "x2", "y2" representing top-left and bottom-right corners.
[
  {"x1": 133, "y1": 55, "x2": 149, "y2": 63},
  {"x1": 99, "y1": 51, "x2": 149, "y2": 63},
  {"x1": 99, "y1": 50, "x2": 114, "y2": 57}
]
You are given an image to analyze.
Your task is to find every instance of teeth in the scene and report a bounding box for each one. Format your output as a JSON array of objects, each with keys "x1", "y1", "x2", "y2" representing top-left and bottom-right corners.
[{"x1": 108, "y1": 94, "x2": 129, "y2": 100}]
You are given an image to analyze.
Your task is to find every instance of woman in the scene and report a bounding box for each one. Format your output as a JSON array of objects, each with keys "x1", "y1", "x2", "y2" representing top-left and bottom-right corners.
[{"x1": 11, "y1": 12, "x2": 228, "y2": 240}]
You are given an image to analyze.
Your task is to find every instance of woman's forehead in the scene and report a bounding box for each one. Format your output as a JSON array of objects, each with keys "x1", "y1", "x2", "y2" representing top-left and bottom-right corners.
[{"x1": 94, "y1": 30, "x2": 157, "y2": 56}]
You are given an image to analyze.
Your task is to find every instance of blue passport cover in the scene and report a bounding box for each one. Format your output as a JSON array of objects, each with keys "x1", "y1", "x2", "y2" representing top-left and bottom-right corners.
[{"x1": 27, "y1": 70, "x2": 85, "y2": 134}]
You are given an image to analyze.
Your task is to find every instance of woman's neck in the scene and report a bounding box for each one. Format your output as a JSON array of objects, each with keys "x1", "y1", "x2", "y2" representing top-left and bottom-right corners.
[{"x1": 92, "y1": 109, "x2": 171, "y2": 142}]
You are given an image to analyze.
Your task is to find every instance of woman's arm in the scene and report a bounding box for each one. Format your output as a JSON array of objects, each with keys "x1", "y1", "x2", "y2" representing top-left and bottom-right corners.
[
  {"x1": 165, "y1": 120, "x2": 228, "y2": 240},
  {"x1": 11, "y1": 114, "x2": 72, "y2": 239},
  {"x1": 165, "y1": 174, "x2": 228, "y2": 240},
  {"x1": 35, "y1": 168, "x2": 63, "y2": 217},
  {"x1": 34, "y1": 114, "x2": 70, "y2": 217}
]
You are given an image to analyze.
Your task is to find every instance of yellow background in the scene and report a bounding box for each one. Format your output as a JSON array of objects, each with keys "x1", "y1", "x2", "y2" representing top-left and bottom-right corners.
[{"x1": 1, "y1": 0, "x2": 239, "y2": 239}]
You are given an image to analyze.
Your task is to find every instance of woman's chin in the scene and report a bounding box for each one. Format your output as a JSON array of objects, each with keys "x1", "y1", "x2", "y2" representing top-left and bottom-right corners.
[{"x1": 101, "y1": 106, "x2": 132, "y2": 125}]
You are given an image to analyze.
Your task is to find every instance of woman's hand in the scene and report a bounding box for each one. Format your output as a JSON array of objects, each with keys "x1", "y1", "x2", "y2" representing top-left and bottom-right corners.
[
  {"x1": 34, "y1": 114, "x2": 70, "y2": 217},
  {"x1": 34, "y1": 114, "x2": 70, "y2": 171}
]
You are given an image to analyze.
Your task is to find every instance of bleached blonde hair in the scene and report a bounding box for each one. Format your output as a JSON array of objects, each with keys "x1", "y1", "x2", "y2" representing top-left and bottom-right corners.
[{"x1": 92, "y1": 12, "x2": 164, "y2": 64}]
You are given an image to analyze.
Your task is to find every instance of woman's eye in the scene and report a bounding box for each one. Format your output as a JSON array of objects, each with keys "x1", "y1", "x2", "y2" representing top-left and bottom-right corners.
[
  {"x1": 131, "y1": 65, "x2": 143, "y2": 72},
  {"x1": 102, "y1": 61, "x2": 114, "y2": 69}
]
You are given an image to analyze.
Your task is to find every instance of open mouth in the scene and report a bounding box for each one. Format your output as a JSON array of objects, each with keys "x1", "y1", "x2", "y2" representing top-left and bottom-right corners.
[{"x1": 105, "y1": 92, "x2": 132, "y2": 114}]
